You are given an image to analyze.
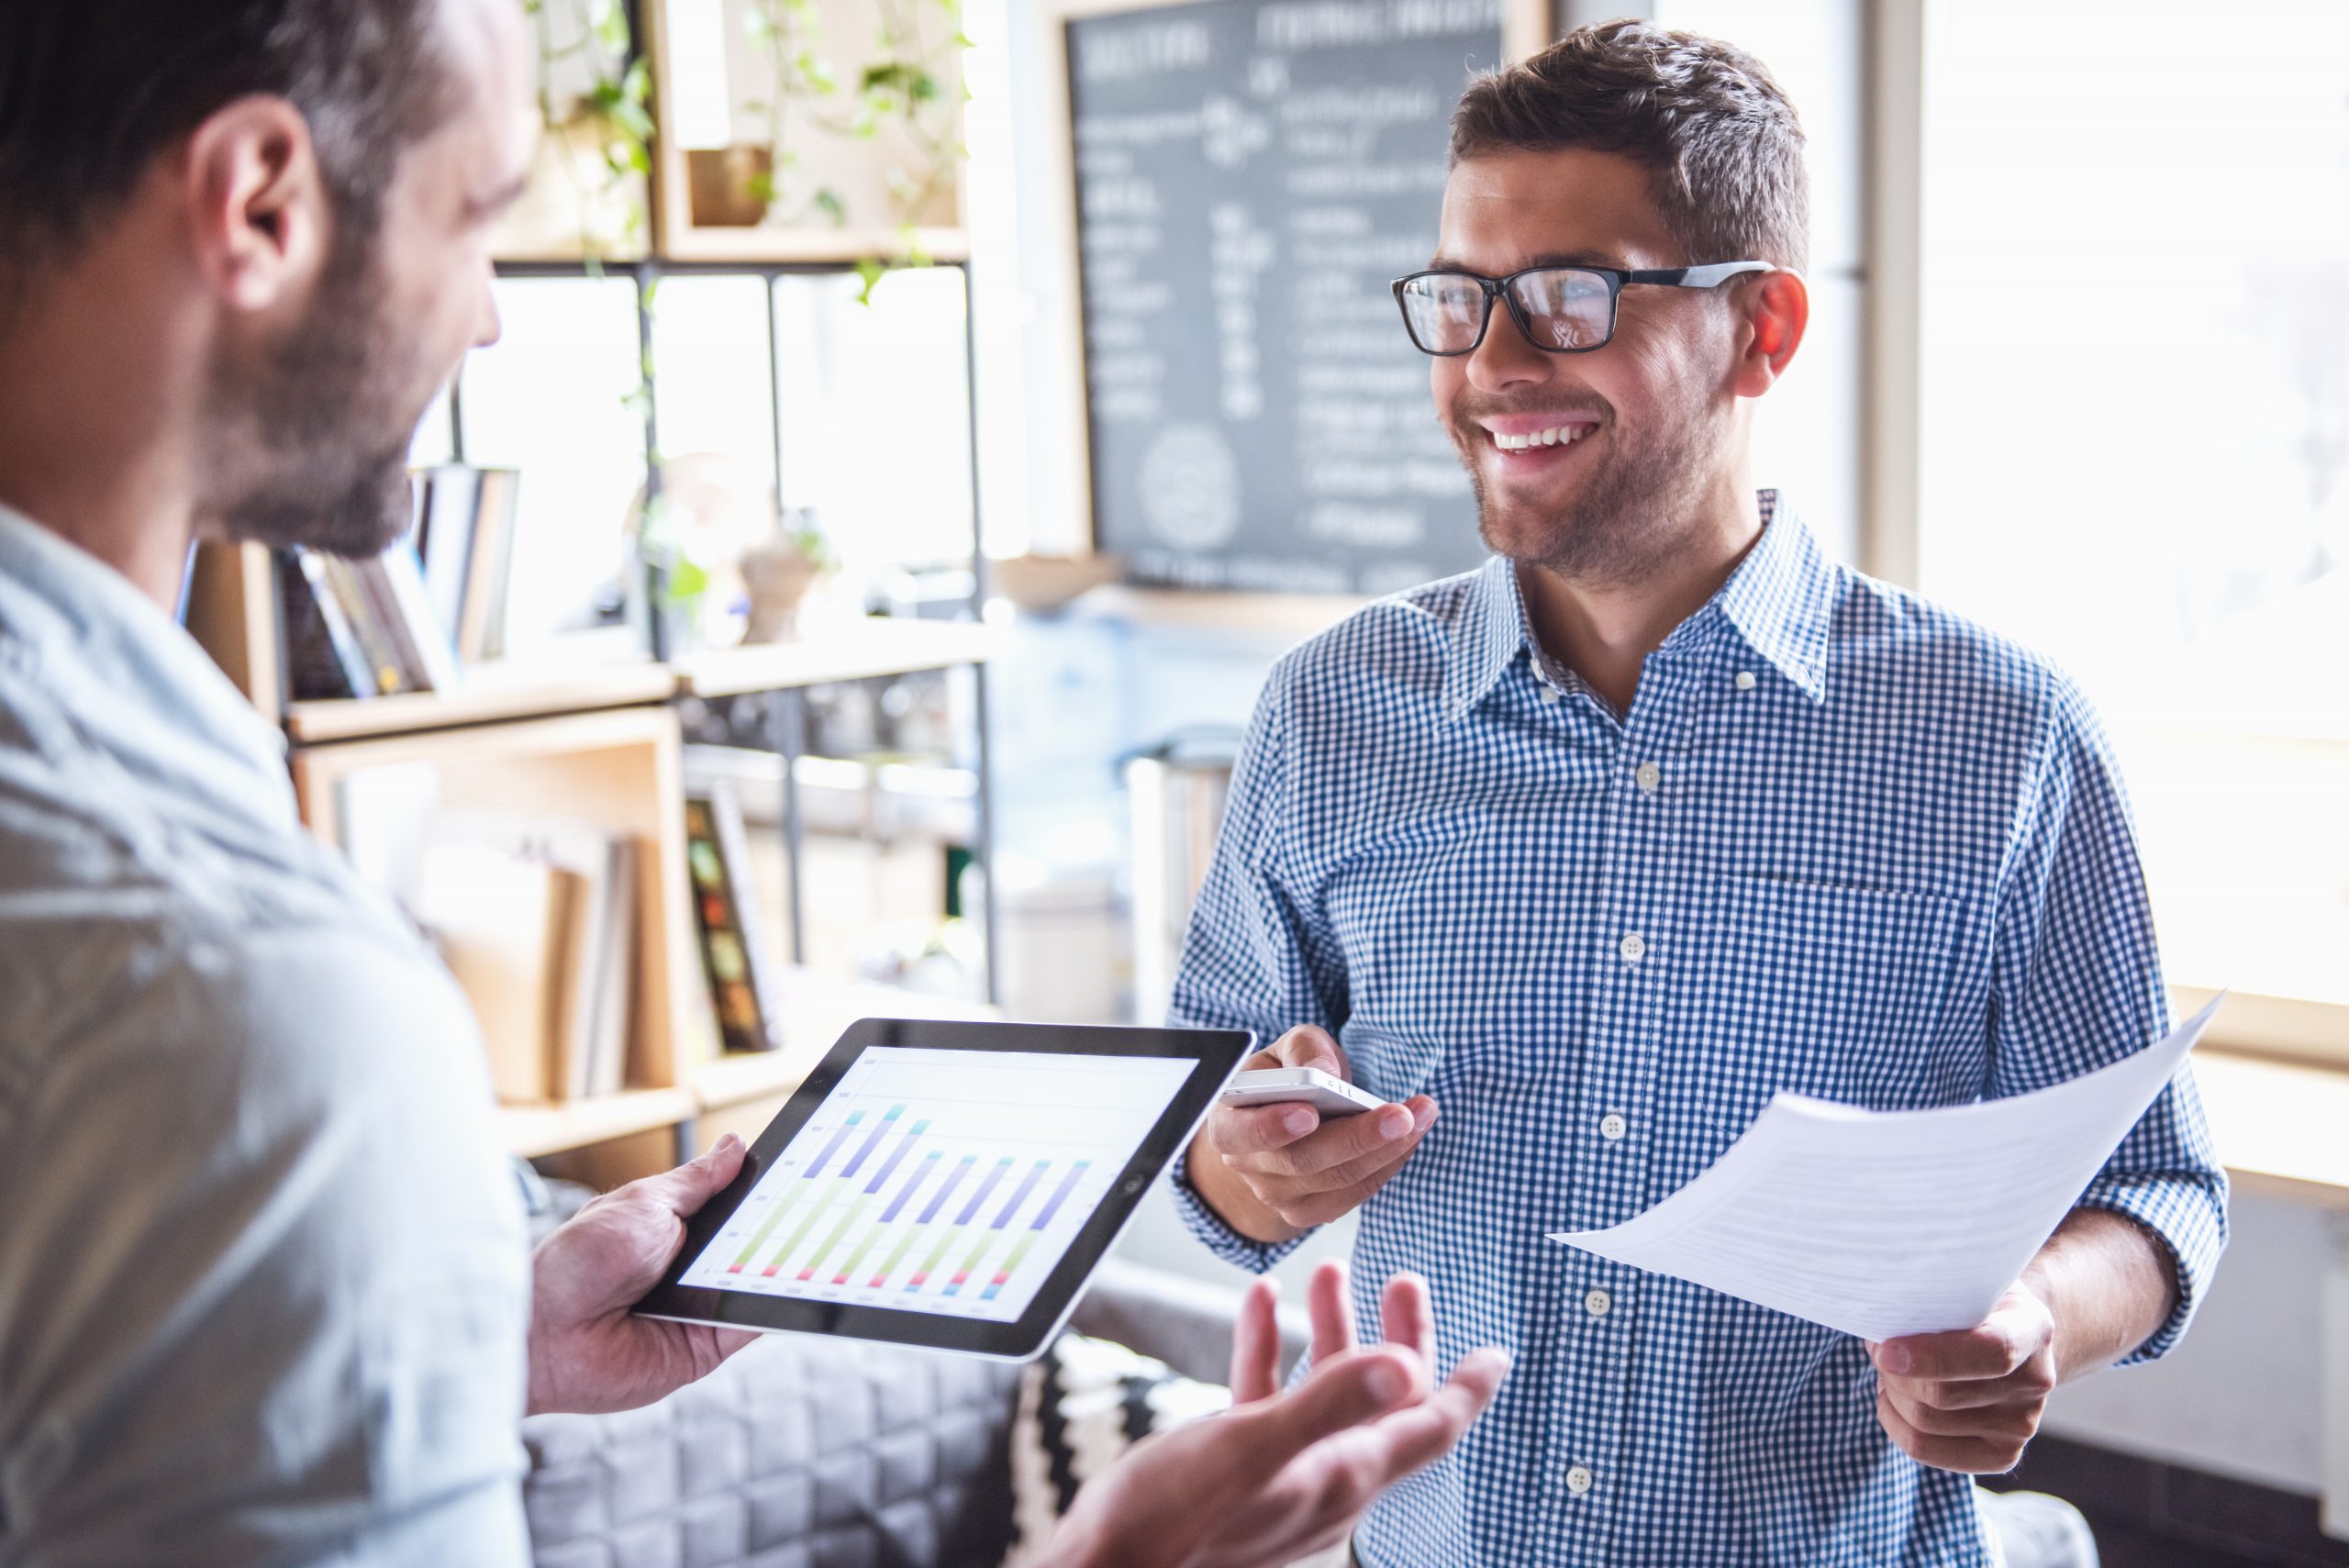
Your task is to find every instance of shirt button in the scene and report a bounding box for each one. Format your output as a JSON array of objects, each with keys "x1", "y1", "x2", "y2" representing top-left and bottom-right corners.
[
  {"x1": 1618, "y1": 932, "x2": 1646, "y2": 962},
  {"x1": 1584, "y1": 1287, "x2": 1613, "y2": 1318},
  {"x1": 1733, "y1": 670, "x2": 1757, "y2": 692},
  {"x1": 1634, "y1": 762, "x2": 1661, "y2": 794},
  {"x1": 1599, "y1": 1112, "x2": 1627, "y2": 1141},
  {"x1": 1541, "y1": 685, "x2": 1563, "y2": 705},
  {"x1": 1566, "y1": 1464, "x2": 1595, "y2": 1496}
]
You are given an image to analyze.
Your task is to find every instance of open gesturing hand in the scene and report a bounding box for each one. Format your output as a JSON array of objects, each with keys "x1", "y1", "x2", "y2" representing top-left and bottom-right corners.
[{"x1": 1047, "y1": 1261, "x2": 1508, "y2": 1568}]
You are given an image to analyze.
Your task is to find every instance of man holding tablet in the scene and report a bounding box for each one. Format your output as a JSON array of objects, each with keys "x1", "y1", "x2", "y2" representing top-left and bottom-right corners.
[
  {"x1": 0, "y1": 1, "x2": 1503, "y2": 1563},
  {"x1": 1172, "y1": 21, "x2": 2228, "y2": 1568}
]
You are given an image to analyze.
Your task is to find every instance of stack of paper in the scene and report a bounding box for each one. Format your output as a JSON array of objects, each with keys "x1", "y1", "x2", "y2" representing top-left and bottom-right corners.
[{"x1": 1551, "y1": 996, "x2": 2225, "y2": 1341}]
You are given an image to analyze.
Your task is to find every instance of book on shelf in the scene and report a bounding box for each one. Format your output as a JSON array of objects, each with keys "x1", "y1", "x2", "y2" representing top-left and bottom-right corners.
[
  {"x1": 414, "y1": 462, "x2": 519, "y2": 662},
  {"x1": 413, "y1": 808, "x2": 639, "y2": 1103},
  {"x1": 684, "y1": 780, "x2": 784, "y2": 1054}
]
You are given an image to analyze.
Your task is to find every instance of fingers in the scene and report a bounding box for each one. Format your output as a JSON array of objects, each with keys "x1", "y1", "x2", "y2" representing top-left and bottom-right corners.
[
  {"x1": 1880, "y1": 1385, "x2": 2043, "y2": 1442},
  {"x1": 1308, "y1": 1260, "x2": 1356, "y2": 1362},
  {"x1": 1363, "y1": 1346, "x2": 1510, "y2": 1475},
  {"x1": 1230, "y1": 1278, "x2": 1283, "y2": 1406},
  {"x1": 1378, "y1": 1272, "x2": 1433, "y2": 1361},
  {"x1": 633, "y1": 1133, "x2": 749, "y2": 1220},
  {"x1": 1273, "y1": 1024, "x2": 1348, "y2": 1074},
  {"x1": 1228, "y1": 1346, "x2": 1420, "y2": 1468},
  {"x1": 1214, "y1": 1097, "x2": 1435, "y2": 1184},
  {"x1": 1875, "y1": 1388, "x2": 2034, "y2": 1473},
  {"x1": 1874, "y1": 1294, "x2": 2049, "y2": 1384}
]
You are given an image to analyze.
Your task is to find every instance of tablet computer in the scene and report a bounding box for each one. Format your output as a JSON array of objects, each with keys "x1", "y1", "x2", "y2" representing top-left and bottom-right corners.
[{"x1": 635, "y1": 1017, "x2": 1256, "y2": 1360}]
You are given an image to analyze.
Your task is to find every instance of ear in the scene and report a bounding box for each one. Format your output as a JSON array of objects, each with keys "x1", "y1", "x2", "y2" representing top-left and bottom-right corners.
[
  {"x1": 182, "y1": 95, "x2": 328, "y2": 315},
  {"x1": 1730, "y1": 270, "x2": 1809, "y2": 398}
]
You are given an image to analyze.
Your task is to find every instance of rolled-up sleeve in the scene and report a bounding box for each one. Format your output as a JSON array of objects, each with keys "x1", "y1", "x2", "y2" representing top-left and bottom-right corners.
[
  {"x1": 1163, "y1": 664, "x2": 1351, "y2": 1273},
  {"x1": 0, "y1": 924, "x2": 531, "y2": 1567},
  {"x1": 1990, "y1": 680, "x2": 2229, "y2": 1365}
]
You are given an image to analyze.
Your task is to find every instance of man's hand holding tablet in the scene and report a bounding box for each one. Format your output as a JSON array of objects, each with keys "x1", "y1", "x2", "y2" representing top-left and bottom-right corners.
[
  {"x1": 1188, "y1": 1026, "x2": 1439, "y2": 1243},
  {"x1": 1048, "y1": 1261, "x2": 1510, "y2": 1568}
]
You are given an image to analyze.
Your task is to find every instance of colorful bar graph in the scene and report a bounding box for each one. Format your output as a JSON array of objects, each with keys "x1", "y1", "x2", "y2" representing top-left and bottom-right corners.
[
  {"x1": 907, "y1": 1221, "x2": 967, "y2": 1291},
  {"x1": 760, "y1": 1196, "x2": 831, "y2": 1278},
  {"x1": 955, "y1": 1157, "x2": 1015, "y2": 1226},
  {"x1": 839, "y1": 1105, "x2": 903, "y2": 1180},
  {"x1": 863, "y1": 1118, "x2": 931, "y2": 1194},
  {"x1": 796, "y1": 1195, "x2": 870, "y2": 1281},
  {"x1": 942, "y1": 1228, "x2": 996, "y2": 1296},
  {"x1": 728, "y1": 1192, "x2": 797, "y2": 1273},
  {"x1": 918, "y1": 1155, "x2": 977, "y2": 1223},
  {"x1": 881, "y1": 1150, "x2": 941, "y2": 1222},
  {"x1": 992, "y1": 1160, "x2": 1052, "y2": 1229},
  {"x1": 980, "y1": 1232, "x2": 1041, "y2": 1301},
  {"x1": 832, "y1": 1218, "x2": 887, "y2": 1284},
  {"x1": 801, "y1": 1111, "x2": 864, "y2": 1179},
  {"x1": 869, "y1": 1217, "x2": 930, "y2": 1288},
  {"x1": 1031, "y1": 1161, "x2": 1089, "y2": 1229}
]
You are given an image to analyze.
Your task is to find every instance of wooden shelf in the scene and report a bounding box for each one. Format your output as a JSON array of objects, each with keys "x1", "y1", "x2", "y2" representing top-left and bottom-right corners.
[
  {"x1": 695, "y1": 968, "x2": 1000, "y2": 1111},
  {"x1": 498, "y1": 1087, "x2": 698, "y2": 1160},
  {"x1": 2195, "y1": 1048, "x2": 2349, "y2": 1209},
  {"x1": 285, "y1": 662, "x2": 674, "y2": 745},
  {"x1": 652, "y1": 227, "x2": 970, "y2": 266},
  {"x1": 672, "y1": 618, "x2": 999, "y2": 700}
]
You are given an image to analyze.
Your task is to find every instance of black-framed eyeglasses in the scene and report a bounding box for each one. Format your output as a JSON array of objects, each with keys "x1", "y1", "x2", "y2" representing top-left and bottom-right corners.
[{"x1": 1390, "y1": 261, "x2": 1773, "y2": 356}]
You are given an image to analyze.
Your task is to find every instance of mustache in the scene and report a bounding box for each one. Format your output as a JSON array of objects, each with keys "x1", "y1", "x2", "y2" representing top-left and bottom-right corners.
[{"x1": 1448, "y1": 395, "x2": 1613, "y2": 426}]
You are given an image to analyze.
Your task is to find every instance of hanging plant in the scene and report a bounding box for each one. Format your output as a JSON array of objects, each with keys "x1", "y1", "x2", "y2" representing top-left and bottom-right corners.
[
  {"x1": 740, "y1": 0, "x2": 971, "y2": 292},
  {"x1": 513, "y1": 0, "x2": 654, "y2": 261}
]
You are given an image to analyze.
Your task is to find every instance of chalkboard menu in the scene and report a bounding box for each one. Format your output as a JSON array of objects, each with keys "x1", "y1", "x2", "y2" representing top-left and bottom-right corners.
[{"x1": 1068, "y1": 0, "x2": 1504, "y2": 595}]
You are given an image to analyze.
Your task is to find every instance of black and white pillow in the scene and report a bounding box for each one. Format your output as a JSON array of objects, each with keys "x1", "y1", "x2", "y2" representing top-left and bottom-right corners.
[{"x1": 1002, "y1": 1331, "x2": 1230, "y2": 1566}]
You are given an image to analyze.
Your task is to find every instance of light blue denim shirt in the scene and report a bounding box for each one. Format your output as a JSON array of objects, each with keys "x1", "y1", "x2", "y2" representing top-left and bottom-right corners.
[{"x1": 0, "y1": 506, "x2": 529, "y2": 1566}]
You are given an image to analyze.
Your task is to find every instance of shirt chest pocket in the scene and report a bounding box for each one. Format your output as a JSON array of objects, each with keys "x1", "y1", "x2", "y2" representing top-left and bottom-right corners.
[{"x1": 1694, "y1": 876, "x2": 1973, "y2": 1138}]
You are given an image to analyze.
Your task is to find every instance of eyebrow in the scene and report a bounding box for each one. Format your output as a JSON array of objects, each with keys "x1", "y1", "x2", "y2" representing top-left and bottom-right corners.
[
  {"x1": 1424, "y1": 250, "x2": 1635, "y2": 273},
  {"x1": 465, "y1": 172, "x2": 532, "y2": 221}
]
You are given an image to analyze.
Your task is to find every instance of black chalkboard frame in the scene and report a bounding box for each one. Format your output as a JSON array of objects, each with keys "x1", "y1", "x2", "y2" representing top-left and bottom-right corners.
[{"x1": 1039, "y1": 0, "x2": 1552, "y2": 598}]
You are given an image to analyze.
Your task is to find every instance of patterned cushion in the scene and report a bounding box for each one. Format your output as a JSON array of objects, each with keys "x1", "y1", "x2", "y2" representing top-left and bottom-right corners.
[
  {"x1": 523, "y1": 1333, "x2": 1023, "y2": 1568},
  {"x1": 1002, "y1": 1333, "x2": 1230, "y2": 1567}
]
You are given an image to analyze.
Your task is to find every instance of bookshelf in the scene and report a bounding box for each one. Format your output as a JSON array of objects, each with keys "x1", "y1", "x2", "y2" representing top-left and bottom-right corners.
[{"x1": 183, "y1": 540, "x2": 1002, "y2": 1183}]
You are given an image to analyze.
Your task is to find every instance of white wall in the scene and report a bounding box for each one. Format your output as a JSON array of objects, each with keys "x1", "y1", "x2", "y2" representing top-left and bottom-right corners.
[{"x1": 2045, "y1": 1188, "x2": 2325, "y2": 1496}]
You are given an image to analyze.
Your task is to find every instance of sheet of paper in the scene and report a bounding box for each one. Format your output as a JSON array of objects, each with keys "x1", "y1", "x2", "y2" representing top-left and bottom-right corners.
[{"x1": 1549, "y1": 995, "x2": 2226, "y2": 1342}]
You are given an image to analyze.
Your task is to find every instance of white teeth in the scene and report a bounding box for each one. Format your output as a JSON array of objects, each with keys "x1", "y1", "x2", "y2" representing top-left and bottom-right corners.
[{"x1": 1492, "y1": 424, "x2": 1589, "y2": 450}]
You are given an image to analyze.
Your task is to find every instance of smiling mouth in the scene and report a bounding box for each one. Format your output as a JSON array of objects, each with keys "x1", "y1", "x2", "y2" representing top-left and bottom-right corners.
[{"x1": 1489, "y1": 423, "x2": 1596, "y2": 451}]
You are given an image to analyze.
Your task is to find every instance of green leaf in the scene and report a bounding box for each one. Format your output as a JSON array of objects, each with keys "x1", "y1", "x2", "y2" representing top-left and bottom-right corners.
[
  {"x1": 663, "y1": 558, "x2": 711, "y2": 605},
  {"x1": 814, "y1": 186, "x2": 847, "y2": 224},
  {"x1": 745, "y1": 171, "x2": 778, "y2": 205},
  {"x1": 854, "y1": 257, "x2": 887, "y2": 305}
]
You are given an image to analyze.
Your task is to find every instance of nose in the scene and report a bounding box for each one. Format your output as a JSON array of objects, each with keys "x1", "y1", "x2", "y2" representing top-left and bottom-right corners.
[
  {"x1": 1463, "y1": 303, "x2": 1553, "y2": 396},
  {"x1": 473, "y1": 266, "x2": 504, "y2": 350}
]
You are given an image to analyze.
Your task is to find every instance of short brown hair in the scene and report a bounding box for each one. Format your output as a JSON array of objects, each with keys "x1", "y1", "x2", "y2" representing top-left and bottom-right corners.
[
  {"x1": 0, "y1": 0, "x2": 453, "y2": 278},
  {"x1": 1450, "y1": 19, "x2": 1809, "y2": 275}
]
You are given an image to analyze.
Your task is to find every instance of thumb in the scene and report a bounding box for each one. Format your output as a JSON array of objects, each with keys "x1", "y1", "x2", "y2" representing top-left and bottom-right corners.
[
  {"x1": 640, "y1": 1133, "x2": 747, "y2": 1218},
  {"x1": 1276, "y1": 1025, "x2": 1347, "y2": 1076},
  {"x1": 1222, "y1": 1346, "x2": 1419, "y2": 1470}
]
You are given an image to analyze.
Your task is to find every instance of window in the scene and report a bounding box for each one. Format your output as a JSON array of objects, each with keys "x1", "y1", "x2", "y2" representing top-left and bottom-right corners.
[{"x1": 1918, "y1": 0, "x2": 2349, "y2": 1018}]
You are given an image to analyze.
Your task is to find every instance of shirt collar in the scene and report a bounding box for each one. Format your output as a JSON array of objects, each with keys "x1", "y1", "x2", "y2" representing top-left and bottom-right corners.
[
  {"x1": 0, "y1": 503, "x2": 295, "y2": 831},
  {"x1": 1443, "y1": 490, "x2": 1836, "y2": 724}
]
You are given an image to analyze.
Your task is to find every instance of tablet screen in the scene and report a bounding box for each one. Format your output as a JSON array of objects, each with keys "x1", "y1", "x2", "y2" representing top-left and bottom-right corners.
[{"x1": 677, "y1": 1045, "x2": 1197, "y2": 1324}]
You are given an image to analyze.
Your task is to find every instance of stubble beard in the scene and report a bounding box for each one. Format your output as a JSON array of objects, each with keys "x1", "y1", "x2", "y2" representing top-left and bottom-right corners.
[
  {"x1": 200, "y1": 221, "x2": 429, "y2": 561},
  {"x1": 1454, "y1": 393, "x2": 1729, "y2": 590}
]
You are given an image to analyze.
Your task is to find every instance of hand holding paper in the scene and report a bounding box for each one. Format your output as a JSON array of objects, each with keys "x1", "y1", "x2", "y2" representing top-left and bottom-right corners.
[{"x1": 1550, "y1": 996, "x2": 2225, "y2": 1343}]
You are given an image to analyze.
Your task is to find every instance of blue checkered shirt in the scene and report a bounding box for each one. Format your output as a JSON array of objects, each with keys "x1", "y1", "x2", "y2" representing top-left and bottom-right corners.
[{"x1": 1166, "y1": 495, "x2": 2228, "y2": 1567}]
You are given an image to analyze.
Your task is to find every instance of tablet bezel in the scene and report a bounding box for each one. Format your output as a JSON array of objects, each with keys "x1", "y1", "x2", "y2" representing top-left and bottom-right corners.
[{"x1": 632, "y1": 1017, "x2": 1256, "y2": 1360}]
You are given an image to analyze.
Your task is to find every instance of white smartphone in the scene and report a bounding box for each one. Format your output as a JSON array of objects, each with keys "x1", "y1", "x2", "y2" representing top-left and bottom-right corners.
[{"x1": 1218, "y1": 1066, "x2": 1391, "y2": 1118}]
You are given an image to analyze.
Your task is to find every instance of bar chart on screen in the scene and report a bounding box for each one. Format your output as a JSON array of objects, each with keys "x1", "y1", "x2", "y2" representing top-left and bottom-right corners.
[{"x1": 678, "y1": 1046, "x2": 1197, "y2": 1323}]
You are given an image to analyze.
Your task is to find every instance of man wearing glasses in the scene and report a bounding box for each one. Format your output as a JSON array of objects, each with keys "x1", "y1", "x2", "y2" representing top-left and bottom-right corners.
[{"x1": 1173, "y1": 20, "x2": 2227, "y2": 1567}]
